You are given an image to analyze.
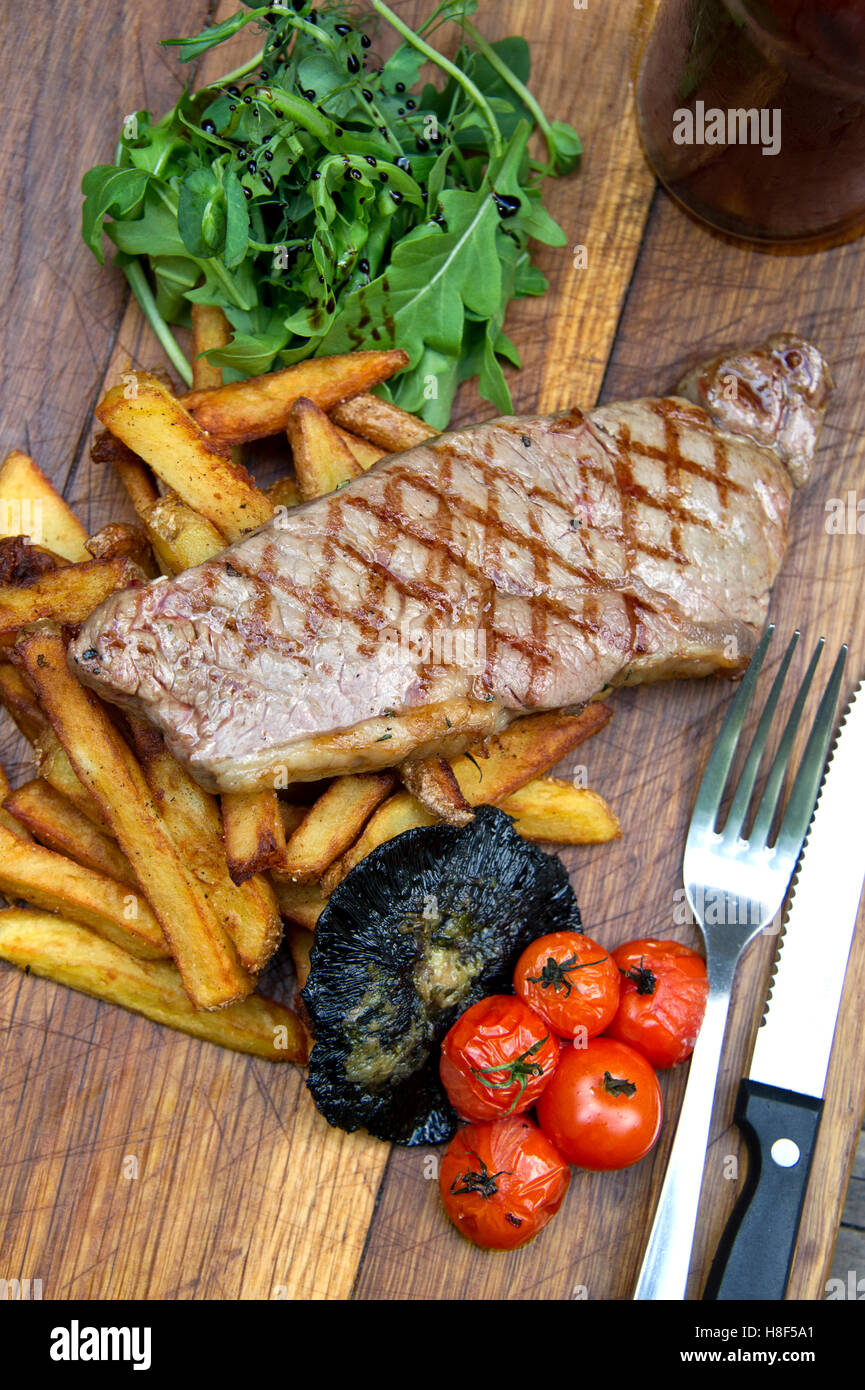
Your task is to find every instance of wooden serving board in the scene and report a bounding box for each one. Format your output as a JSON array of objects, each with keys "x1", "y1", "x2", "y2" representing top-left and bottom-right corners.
[{"x1": 1, "y1": 0, "x2": 863, "y2": 1302}]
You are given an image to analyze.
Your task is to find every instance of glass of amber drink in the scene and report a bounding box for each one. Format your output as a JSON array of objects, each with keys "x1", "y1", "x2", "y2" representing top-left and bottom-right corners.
[{"x1": 636, "y1": 0, "x2": 865, "y2": 244}]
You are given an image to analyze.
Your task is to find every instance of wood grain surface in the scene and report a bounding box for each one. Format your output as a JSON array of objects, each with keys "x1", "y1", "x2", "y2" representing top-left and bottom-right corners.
[{"x1": 1, "y1": 0, "x2": 863, "y2": 1302}]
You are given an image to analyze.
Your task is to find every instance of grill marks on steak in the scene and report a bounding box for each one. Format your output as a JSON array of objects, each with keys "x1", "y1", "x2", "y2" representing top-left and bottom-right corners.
[
  {"x1": 71, "y1": 338, "x2": 829, "y2": 792},
  {"x1": 327, "y1": 401, "x2": 732, "y2": 694}
]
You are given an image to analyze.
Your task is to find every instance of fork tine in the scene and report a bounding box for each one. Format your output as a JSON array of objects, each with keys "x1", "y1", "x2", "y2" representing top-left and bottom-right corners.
[
  {"x1": 773, "y1": 644, "x2": 848, "y2": 863},
  {"x1": 687, "y1": 625, "x2": 774, "y2": 840},
  {"x1": 749, "y1": 637, "x2": 825, "y2": 849},
  {"x1": 720, "y1": 631, "x2": 800, "y2": 844}
]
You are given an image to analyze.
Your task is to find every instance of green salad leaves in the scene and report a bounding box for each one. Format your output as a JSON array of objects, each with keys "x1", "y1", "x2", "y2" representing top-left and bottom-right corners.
[{"x1": 81, "y1": 0, "x2": 580, "y2": 425}]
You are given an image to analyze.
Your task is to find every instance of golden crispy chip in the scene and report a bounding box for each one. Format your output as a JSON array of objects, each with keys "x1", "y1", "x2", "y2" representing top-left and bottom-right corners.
[
  {"x1": 498, "y1": 778, "x2": 622, "y2": 844},
  {"x1": 320, "y1": 790, "x2": 436, "y2": 893},
  {"x1": 90, "y1": 430, "x2": 159, "y2": 517},
  {"x1": 0, "y1": 819, "x2": 168, "y2": 958},
  {"x1": 287, "y1": 396, "x2": 364, "y2": 500},
  {"x1": 400, "y1": 756, "x2": 473, "y2": 825},
  {"x1": 0, "y1": 535, "x2": 65, "y2": 584},
  {"x1": 0, "y1": 806, "x2": 30, "y2": 841},
  {"x1": 266, "y1": 476, "x2": 300, "y2": 510},
  {"x1": 333, "y1": 425, "x2": 387, "y2": 470},
  {"x1": 330, "y1": 393, "x2": 437, "y2": 451},
  {"x1": 0, "y1": 450, "x2": 90, "y2": 562},
  {"x1": 221, "y1": 788, "x2": 287, "y2": 884},
  {"x1": 270, "y1": 878, "x2": 330, "y2": 931},
  {"x1": 182, "y1": 349, "x2": 409, "y2": 445},
  {"x1": 4, "y1": 778, "x2": 135, "y2": 884},
  {"x1": 286, "y1": 922, "x2": 314, "y2": 994},
  {"x1": 85, "y1": 521, "x2": 158, "y2": 577},
  {"x1": 35, "y1": 726, "x2": 110, "y2": 829},
  {"x1": 18, "y1": 628, "x2": 252, "y2": 1009},
  {"x1": 190, "y1": 304, "x2": 231, "y2": 391},
  {"x1": 0, "y1": 759, "x2": 30, "y2": 841},
  {"x1": 0, "y1": 660, "x2": 47, "y2": 742},
  {"x1": 0, "y1": 909, "x2": 308, "y2": 1061},
  {"x1": 323, "y1": 706, "x2": 617, "y2": 887},
  {"x1": 0, "y1": 555, "x2": 141, "y2": 636},
  {"x1": 126, "y1": 716, "x2": 282, "y2": 975},
  {"x1": 140, "y1": 492, "x2": 224, "y2": 574},
  {"x1": 95, "y1": 373, "x2": 273, "y2": 542},
  {"x1": 276, "y1": 771, "x2": 397, "y2": 883},
  {"x1": 277, "y1": 802, "x2": 307, "y2": 838},
  {"x1": 451, "y1": 706, "x2": 613, "y2": 807}
]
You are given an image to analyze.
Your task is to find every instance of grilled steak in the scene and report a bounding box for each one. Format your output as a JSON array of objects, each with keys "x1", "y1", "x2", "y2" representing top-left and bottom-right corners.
[{"x1": 71, "y1": 335, "x2": 832, "y2": 793}]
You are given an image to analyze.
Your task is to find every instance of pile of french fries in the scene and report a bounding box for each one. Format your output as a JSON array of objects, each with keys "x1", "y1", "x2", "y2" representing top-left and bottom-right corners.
[{"x1": 0, "y1": 307, "x2": 621, "y2": 1064}]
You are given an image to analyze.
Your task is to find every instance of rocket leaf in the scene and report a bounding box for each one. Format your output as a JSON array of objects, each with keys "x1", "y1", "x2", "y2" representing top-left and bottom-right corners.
[{"x1": 81, "y1": 1, "x2": 581, "y2": 414}]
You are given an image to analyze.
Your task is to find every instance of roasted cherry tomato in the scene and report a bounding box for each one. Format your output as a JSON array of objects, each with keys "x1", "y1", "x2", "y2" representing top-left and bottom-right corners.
[
  {"x1": 513, "y1": 931, "x2": 620, "y2": 1039},
  {"x1": 439, "y1": 994, "x2": 560, "y2": 1121},
  {"x1": 606, "y1": 937, "x2": 709, "y2": 1068},
  {"x1": 536, "y1": 1036, "x2": 662, "y2": 1170},
  {"x1": 440, "y1": 1114, "x2": 570, "y2": 1250}
]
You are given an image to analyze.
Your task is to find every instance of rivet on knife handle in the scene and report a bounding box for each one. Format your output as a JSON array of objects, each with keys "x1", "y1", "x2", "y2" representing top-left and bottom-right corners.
[{"x1": 703, "y1": 1081, "x2": 822, "y2": 1300}]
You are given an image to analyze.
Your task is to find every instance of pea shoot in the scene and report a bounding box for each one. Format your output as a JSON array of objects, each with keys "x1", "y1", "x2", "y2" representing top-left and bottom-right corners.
[{"x1": 81, "y1": 0, "x2": 580, "y2": 425}]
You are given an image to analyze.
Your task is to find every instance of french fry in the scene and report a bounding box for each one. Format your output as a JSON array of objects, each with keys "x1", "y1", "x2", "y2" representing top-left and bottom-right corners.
[
  {"x1": 451, "y1": 706, "x2": 613, "y2": 807},
  {"x1": 286, "y1": 922, "x2": 314, "y2": 991},
  {"x1": 0, "y1": 555, "x2": 141, "y2": 636},
  {"x1": 190, "y1": 304, "x2": 232, "y2": 391},
  {"x1": 0, "y1": 759, "x2": 30, "y2": 842},
  {"x1": 321, "y1": 791, "x2": 436, "y2": 893},
  {"x1": 0, "y1": 820, "x2": 168, "y2": 959},
  {"x1": 333, "y1": 425, "x2": 387, "y2": 470},
  {"x1": 278, "y1": 802, "x2": 307, "y2": 838},
  {"x1": 18, "y1": 628, "x2": 252, "y2": 1009},
  {"x1": 0, "y1": 660, "x2": 47, "y2": 742},
  {"x1": 221, "y1": 788, "x2": 287, "y2": 884},
  {"x1": 0, "y1": 909, "x2": 308, "y2": 1062},
  {"x1": 0, "y1": 805, "x2": 30, "y2": 842},
  {"x1": 271, "y1": 878, "x2": 330, "y2": 931},
  {"x1": 35, "y1": 726, "x2": 110, "y2": 829},
  {"x1": 265, "y1": 476, "x2": 300, "y2": 510},
  {"x1": 400, "y1": 756, "x2": 473, "y2": 825},
  {"x1": 323, "y1": 706, "x2": 616, "y2": 888},
  {"x1": 276, "y1": 772, "x2": 397, "y2": 883},
  {"x1": 287, "y1": 397, "x2": 364, "y2": 501},
  {"x1": 90, "y1": 430, "x2": 159, "y2": 517},
  {"x1": 127, "y1": 717, "x2": 281, "y2": 974},
  {"x1": 0, "y1": 534, "x2": 65, "y2": 583},
  {"x1": 4, "y1": 778, "x2": 135, "y2": 884},
  {"x1": 181, "y1": 349, "x2": 409, "y2": 446},
  {"x1": 95, "y1": 373, "x2": 273, "y2": 542},
  {"x1": 0, "y1": 449, "x2": 90, "y2": 562},
  {"x1": 86, "y1": 521, "x2": 158, "y2": 577},
  {"x1": 330, "y1": 393, "x2": 437, "y2": 452},
  {"x1": 140, "y1": 492, "x2": 224, "y2": 574},
  {"x1": 498, "y1": 778, "x2": 622, "y2": 844}
]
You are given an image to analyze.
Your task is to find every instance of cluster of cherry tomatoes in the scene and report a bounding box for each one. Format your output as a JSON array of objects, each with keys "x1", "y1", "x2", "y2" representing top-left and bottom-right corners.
[{"x1": 438, "y1": 932, "x2": 709, "y2": 1250}]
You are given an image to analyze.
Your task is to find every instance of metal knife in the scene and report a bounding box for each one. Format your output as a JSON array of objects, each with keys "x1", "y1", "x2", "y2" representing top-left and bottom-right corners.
[{"x1": 703, "y1": 682, "x2": 865, "y2": 1301}]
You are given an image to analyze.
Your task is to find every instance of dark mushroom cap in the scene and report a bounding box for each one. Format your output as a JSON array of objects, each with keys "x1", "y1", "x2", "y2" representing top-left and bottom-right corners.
[{"x1": 302, "y1": 806, "x2": 583, "y2": 1145}]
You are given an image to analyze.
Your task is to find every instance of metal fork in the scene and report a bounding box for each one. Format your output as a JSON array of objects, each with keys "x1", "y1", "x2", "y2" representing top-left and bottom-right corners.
[{"x1": 633, "y1": 625, "x2": 847, "y2": 1301}]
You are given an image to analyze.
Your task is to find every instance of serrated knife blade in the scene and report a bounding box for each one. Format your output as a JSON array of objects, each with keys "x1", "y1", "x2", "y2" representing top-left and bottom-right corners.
[{"x1": 749, "y1": 680, "x2": 865, "y2": 1099}]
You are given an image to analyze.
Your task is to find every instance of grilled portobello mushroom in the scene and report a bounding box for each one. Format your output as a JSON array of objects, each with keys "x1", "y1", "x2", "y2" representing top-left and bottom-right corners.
[{"x1": 302, "y1": 806, "x2": 583, "y2": 1145}]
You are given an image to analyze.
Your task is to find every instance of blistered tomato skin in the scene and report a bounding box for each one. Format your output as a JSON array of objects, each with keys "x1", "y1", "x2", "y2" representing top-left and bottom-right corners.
[
  {"x1": 606, "y1": 937, "x2": 709, "y2": 1068},
  {"x1": 513, "y1": 931, "x2": 620, "y2": 1039},
  {"x1": 439, "y1": 994, "x2": 560, "y2": 1121},
  {"x1": 440, "y1": 1115, "x2": 570, "y2": 1250},
  {"x1": 536, "y1": 1037, "x2": 662, "y2": 1170}
]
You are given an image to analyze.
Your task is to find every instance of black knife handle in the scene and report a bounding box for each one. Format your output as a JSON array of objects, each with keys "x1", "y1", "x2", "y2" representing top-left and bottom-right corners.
[{"x1": 703, "y1": 1079, "x2": 822, "y2": 1301}]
